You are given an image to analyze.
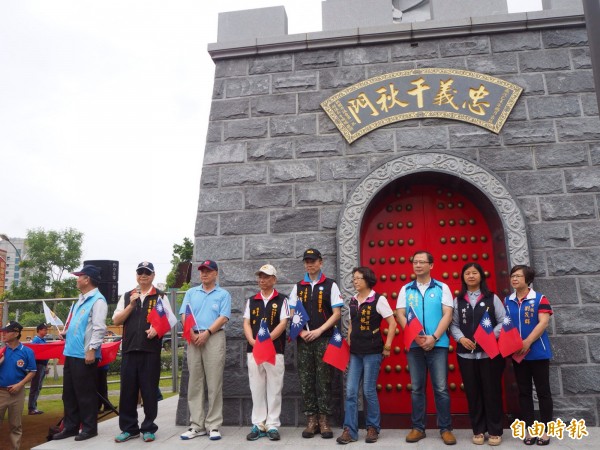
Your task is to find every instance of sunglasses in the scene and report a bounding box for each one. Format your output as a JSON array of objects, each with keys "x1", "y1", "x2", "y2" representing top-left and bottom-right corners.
[{"x1": 136, "y1": 269, "x2": 153, "y2": 276}]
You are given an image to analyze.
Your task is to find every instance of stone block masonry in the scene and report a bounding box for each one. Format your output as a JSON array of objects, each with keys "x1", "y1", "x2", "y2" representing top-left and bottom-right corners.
[{"x1": 184, "y1": 16, "x2": 600, "y2": 427}]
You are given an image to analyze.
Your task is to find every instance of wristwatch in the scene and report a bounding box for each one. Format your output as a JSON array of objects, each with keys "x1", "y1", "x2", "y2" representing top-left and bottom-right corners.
[
  {"x1": 384, "y1": 345, "x2": 391, "y2": 351},
  {"x1": 432, "y1": 335, "x2": 439, "y2": 342}
]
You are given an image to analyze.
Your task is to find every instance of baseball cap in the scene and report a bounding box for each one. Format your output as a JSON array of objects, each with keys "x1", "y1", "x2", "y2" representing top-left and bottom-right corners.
[
  {"x1": 302, "y1": 248, "x2": 322, "y2": 261},
  {"x1": 71, "y1": 264, "x2": 102, "y2": 282},
  {"x1": 198, "y1": 260, "x2": 218, "y2": 271},
  {"x1": 255, "y1": 264, "x2": 277, "y2": 277},
  {"x1": 137, "y1": 261, "x2": 155, "y2": 273},
  {"x1": 0, "y1": 321, "x2": 23, "y2": 333}
]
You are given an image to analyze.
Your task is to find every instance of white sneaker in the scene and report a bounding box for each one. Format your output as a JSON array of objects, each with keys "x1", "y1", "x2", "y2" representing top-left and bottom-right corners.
[
  {"x1": 180, "y1": 428, "x2": 207, "y2": 440},
  {"x1": 209, "y1": 429, "x2": 222, "y2": 440}
]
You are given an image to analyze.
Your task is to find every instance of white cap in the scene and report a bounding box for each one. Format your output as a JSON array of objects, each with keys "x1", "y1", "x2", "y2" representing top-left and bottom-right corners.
[{"x1": 256, "y1": 264, "x2": 277, "y2": 277}]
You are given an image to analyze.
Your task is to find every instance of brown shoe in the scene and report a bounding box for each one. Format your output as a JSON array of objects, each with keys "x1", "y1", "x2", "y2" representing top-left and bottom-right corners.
[
  {"x1": 318, "y1": 414, "x2": 333, "y2": 439},
  {"x1": 302, "y1": 415, "x2": 320, "y2": 438},
  {"x1": 336, "y1": 428, "x2": 357, "y2": 445},
  {"x1": 365, "y1": 426, "x2": 379, "y2": 443},
  {"x1": 488, "y1": 435, "x2": 502, "y2": 446},
  {"x1": 472, "y1": 433, "x2": 485, "y2": 445},
  {"x1": 441, "y1": 430, "x2": 457, "y2": 445},
  {"x1": 406, "y1": 429, "x2": 426, "y2": 443}
]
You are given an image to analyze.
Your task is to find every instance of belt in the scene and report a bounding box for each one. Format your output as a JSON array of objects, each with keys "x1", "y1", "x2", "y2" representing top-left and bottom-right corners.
[
  {"x1": 0, "y1": 387, "x2": 10, "y2": 391},
  {"x1": 193, "y1": 329, "x2": 224, "y2": 334}
]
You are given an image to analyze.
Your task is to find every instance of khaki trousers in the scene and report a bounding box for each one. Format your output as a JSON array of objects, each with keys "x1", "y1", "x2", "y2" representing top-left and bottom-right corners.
[
  {"x1": 0, "y1": 387, "x2": 25, "y2": 450},
  {"x1": 187, "y1": 331, "x2": 226, "y2": 432}
]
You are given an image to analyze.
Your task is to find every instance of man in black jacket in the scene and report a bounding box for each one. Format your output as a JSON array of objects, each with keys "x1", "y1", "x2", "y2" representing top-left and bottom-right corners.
[{"x1": 112, "y1": 262, "x2": 176, "y2": 443}]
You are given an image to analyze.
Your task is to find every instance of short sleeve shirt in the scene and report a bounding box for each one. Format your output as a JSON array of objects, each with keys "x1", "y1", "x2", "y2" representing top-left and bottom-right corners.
[{"x1": 0, "y1": 343, "x2": 36, "y2": 387}]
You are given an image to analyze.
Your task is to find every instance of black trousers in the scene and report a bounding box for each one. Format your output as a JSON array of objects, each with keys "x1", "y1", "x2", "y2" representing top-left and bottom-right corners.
[
  {"x1": 62, "y1": 356, "x2": 99, "y2": 434},
  {"x1": 513, "y1": 359, "x2": 553, "y2": 427},
  {"x1": 96, "y1": 367, "x2": 111, "y2": 410},
  {"x1": 118, "y1": 351, "x2": 161, "y2": 434},
  {"x1": 457, "y1": 355, "x2": 506, "y2": 436}
]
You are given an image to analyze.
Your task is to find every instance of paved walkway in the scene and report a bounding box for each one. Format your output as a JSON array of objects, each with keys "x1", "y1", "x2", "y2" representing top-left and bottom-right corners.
[{"x1": 33, "y1": 395, "x2": 598, "y2": 449}]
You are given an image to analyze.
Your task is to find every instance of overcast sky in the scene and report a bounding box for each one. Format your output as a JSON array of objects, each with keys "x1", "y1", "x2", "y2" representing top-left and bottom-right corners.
[{"x1": 0, "y1": 0, "x2": 542, "y2": 287}]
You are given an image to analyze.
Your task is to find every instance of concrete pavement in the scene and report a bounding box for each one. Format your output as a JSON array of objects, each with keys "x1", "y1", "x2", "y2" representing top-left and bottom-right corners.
[{"x1": 33, "y1": 394, "x2": 598, "y2": 449}]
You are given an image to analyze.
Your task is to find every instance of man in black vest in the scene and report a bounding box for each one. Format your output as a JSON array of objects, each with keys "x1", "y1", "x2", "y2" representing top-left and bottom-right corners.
[
  {"x1": 289, "y1": 249, "x2": 343, "y2": 439},
  {"x1": 112, "y1": 261, "x2": 176, "y2": 443},
  {"x1": 243, "y1": 264, "x2": 289, "y2": 441}
]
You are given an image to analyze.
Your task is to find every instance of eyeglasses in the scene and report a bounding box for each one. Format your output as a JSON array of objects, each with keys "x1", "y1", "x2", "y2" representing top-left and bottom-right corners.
[
  {"x1": 352, "y1": 277, "x2": 364, "y2": 281},
  {"x1": 412, "y1": 260, "x2": 430, "y2": 265},
  {"x1": 137, "y1": 269, "x2": 153, "y2": 276},
  {"x1": 510, "y1": 274, "x2": 524, "y2": 279}
]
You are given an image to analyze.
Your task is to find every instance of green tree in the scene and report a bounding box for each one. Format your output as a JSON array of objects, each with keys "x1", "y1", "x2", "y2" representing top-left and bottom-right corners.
[
  {"x1": 8, "y1": 227, "x2": 83, "y2": 299},
  {"x1": 166, "y1": 238, "x2": 194, "y2": 288}
]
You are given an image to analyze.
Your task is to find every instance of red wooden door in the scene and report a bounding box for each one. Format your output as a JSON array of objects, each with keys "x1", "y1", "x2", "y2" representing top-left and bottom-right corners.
[{"x1": 359, "y1": 183, "x2": 498, "y2": 414}]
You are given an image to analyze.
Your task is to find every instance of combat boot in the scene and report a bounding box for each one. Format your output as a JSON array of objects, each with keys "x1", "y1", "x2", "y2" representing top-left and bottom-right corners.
[
  {"x1": 318, "y1": 414, "x2": 333, "y2": 439},
  {"x1": 302, "y1": 415, "x2": 320, "y2": 438}
]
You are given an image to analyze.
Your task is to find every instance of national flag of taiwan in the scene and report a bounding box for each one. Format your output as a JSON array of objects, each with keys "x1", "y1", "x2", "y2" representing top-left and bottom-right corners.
[
  {"x1": 182, "y1": 305, "x2": 198, "y2": 343},
  {"x1": 0, "y1": 346, "x2": 6, "y2": 358},
  {"x1": 290, "y1": 300, "x2": 310, "y2": 340},
  {"x1": 404, "y1": 305, "x2": 424, "y2": 350},
  {"x1": 253, "y1": 320, "x2": 276, "y2": 366},
  {"x1": 63, "y1": 302, "x2": 75, "y2": 332},
  {"x1": 498, "y1": 314, "x2": 523, "y2": 357},
  {"x1": 148, "y1": 298, "x2": 172, "y2": 338},
  {"x1": 473, "y1": 310, "x2": 500, "y2": 359},
  {"x1": 323, "y1": 326, "x2": 350, "y2": 371}
]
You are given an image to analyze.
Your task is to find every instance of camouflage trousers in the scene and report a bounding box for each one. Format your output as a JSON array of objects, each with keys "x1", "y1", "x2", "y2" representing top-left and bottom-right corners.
[{"x1": 297, "y1": 336, "x2": 333, "y2": 416}]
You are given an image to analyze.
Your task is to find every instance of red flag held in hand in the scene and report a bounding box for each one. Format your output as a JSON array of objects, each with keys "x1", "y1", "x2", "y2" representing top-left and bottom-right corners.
[
  {"x1": 323, "y1": 326, "x2": 350, "y2": 371},
  {"x1": 498, "y1": 314, "x2": 523, "y2": 357},
  {"x1": 182, "y1": 305, "x2": 197, "y2": 343},
  {"x1": 253, "y1": 320, "x2": 276, "y2": 366},
  {"x1": 404, "y1": 305, "x2": 424, "y2": 350},
  {"x1": 473, "y1": 310, "x2": 500, "y2": 359}
]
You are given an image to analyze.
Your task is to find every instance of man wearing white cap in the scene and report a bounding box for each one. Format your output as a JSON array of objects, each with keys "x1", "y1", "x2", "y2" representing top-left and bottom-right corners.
[{"x1": 243, "y1": 264, "x2": 289, "y2": 442}]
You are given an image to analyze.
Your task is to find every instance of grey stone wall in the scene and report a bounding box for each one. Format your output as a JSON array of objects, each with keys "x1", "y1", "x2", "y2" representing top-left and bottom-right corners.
[{"x1": 190, "y1": 24, "x2": 600, "y2": 426}]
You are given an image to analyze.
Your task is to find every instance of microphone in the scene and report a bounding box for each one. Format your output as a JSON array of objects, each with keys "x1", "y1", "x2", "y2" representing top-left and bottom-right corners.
[{"x1": 136, "y1": 287, "x2": 141, "y2": 309}]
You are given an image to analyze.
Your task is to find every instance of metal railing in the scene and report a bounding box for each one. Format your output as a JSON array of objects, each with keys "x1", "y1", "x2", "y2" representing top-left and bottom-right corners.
[{"x1": 1, "y1": 290, "x2": 185, "y2": 393}]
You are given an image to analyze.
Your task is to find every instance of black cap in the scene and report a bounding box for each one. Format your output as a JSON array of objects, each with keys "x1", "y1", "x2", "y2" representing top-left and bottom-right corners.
[
  {"x1": 302, "y1": 248, "x2": 322, "y2": 261},
  {"x1": 1, "y1": 321, "x2": 23, "y2": 333}
]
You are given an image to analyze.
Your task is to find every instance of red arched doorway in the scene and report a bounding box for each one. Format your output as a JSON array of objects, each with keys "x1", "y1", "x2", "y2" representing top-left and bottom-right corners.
[{"x1": 358, "y1": 174, "x2": 511, "y2": 424}]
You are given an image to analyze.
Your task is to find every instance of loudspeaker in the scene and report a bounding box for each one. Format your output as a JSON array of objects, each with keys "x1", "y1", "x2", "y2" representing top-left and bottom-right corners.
[
  {"x1": 98, "y1": 281, "x2": 119, "y2": 304},
  {"x1": 84, "y1": 260, "x2": 119, "y2": 282},
  {"x1": 84, "y1": 260, "x2": 119, "y2": 304}
]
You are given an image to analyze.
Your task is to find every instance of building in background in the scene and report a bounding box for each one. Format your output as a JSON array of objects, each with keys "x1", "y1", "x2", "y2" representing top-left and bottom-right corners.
[
  {"x1": 0, "y1": 248, "x2": 7, "y2": 295},
  {"x1": 0, "y1": 237, "x2": 26, "y2": 290}
]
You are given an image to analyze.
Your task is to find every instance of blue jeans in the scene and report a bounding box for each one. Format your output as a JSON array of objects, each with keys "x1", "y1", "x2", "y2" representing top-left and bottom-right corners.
[
  {"x1": 343, "y1": 353, "x2": 383, "y2": 440},
  {"x1": 406, "y1": 346, "x2": 452, "y2": 433}
]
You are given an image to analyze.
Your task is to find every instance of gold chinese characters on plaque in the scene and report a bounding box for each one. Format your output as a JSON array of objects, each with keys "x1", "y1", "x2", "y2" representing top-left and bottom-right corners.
[{"x1": 320, "y1": 68, "x2": 523, "y2": 144}]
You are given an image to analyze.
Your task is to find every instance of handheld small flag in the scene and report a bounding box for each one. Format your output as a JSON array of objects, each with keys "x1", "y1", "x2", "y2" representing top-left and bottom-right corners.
[
  {"x1": 62, "y1": 302, "x2": 75, "y2": 333},
  {"x1": 498, "y1": 314, "x2": 523, "y2": 357},
  {"x1": 404, "y1": 305, "x2": 424, "y2": 350},
  {"x1": 148, "y1": 298, "x2": 172, "y2": 338},
  {"x1": 290, "y1": 300, "x2": 310, "y2": 340},
  {"x1": 323, "y1": 326, "x2": 350, "y2": 371},
  {"x1": 473, "y1": 310, "x2": 500, "y2": 359},
  {"x1": 182, "y1": 305, "x2": 198, "y2": 343},
  {"x1": 42, "y1": 301, "x2": 64, "y2": 327},
  {"x1": 253, "y1": 319, "x2": 276, "y2": 366}
]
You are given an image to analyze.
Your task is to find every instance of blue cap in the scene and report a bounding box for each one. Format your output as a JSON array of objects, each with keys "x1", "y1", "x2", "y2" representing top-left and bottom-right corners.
[
  {"x1": 198, "y1": 260, "x2": 218, "y2": 271},
  {"x1": 71, "y1": 264, "x2": 102, "y2": 282}
]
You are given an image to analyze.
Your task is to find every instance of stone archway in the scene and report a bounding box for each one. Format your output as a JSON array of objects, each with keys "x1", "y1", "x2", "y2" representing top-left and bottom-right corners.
[{"x1": 337, "y1": 151, "x2": 530, "y2": 295}]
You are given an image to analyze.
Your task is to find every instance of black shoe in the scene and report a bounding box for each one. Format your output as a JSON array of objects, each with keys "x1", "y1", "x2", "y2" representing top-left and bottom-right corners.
[
  {"x1": 52, "y1": 430, "x2": 79, "y2": 440},
  {"x1": 75, "y1": 431, "x2": 98, "y2": 441}
]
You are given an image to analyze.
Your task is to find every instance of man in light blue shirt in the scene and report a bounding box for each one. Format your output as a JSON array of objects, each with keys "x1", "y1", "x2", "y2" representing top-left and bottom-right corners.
[{"x1": 179, "y1": 260, "x2": 231, "y2": 441}]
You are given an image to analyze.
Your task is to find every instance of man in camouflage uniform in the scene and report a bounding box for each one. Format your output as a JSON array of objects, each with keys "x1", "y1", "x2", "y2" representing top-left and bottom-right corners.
[{"x1": 289, "y1": 249, "x2": 342, "y2": 439}]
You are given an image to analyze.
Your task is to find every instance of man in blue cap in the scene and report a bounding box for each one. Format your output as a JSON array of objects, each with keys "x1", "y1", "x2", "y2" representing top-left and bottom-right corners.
[
  {"x1": 53, "y1": 264, "x2": 107, "y2": 442},
  {"x1": 0, "y1": 320, "x2": 36, "y2": 450},
  {"x1": 179, "y1": 260, "x2": 231, "y2": 441}
]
